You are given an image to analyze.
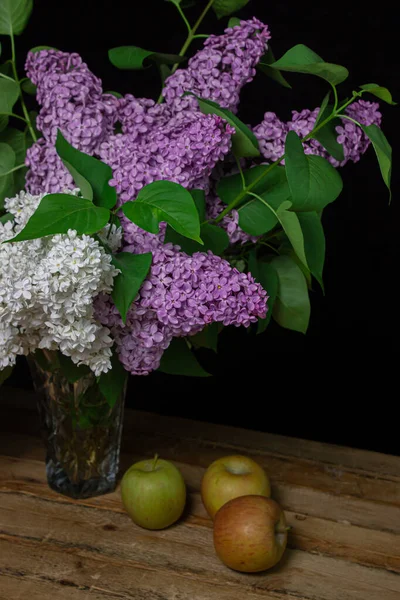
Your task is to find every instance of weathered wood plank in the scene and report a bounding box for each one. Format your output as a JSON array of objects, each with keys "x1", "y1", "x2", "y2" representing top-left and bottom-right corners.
[
  {"x1": 1, "y1": 432, "x2": 400, "y2": 535},
  {"x1": 1, "y1": 520, "x2": 399, "y2": 600},
  {"x1": 1, "y1": 390, "x2": 399, "y2": 600},
  {"x1": 0, "y1": 537, "x2": 303, "y2": 600},
  {"x1": 0, "y1": 575, "x2": 111, "y2": 600},
  {"x1": 1, "y1": 453, "x2": 400, "y2": 572}
]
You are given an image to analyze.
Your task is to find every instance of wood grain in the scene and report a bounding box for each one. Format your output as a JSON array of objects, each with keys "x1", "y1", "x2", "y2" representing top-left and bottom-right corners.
[{"x1": 0, "y1": 390, "x2": 399, "y2": 599}]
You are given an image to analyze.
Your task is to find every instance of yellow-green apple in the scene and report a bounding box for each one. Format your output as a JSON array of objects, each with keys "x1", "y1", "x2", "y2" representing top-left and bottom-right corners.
[
  {"x1": 121, "y1": 455, "x2": 186, "y2": 530},
  {"x1": 201, "y1": 455, "x2": 271, "y2": 518},
  {"x1": 213, "y1": 495, "x2": 288, "y2": 572}
]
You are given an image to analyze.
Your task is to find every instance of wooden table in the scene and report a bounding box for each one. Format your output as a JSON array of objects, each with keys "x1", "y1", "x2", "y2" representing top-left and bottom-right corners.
[{"x1": 0, "y1": 390, "x2": 399, "y2": 600}]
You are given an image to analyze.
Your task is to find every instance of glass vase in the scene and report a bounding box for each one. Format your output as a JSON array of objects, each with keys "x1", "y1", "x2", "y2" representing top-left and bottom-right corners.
[{"x1": 28, "y1": 350, "x2": 126, "y2": 499}]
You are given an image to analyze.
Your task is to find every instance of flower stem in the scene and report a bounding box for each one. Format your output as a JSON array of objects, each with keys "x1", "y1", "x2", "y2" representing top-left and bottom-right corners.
[
  {"x1": 0, "y1": 163, "x2": 26, "y2": 177},
  {"x1": 174, "y1": 3, "x2": 192, "y2": 35},
  {"x1": 157, "y1": 0, "x2": 215, "y2": 104},
  {"x1": 172, "y1": 0, "x2": 215, "y2": 74},
  {"x1": 0, "y1": 72, "x2": 15, "y2": 83},
  {"x1": 10, "y1": 32, "x2": 38, "y2": 143}
]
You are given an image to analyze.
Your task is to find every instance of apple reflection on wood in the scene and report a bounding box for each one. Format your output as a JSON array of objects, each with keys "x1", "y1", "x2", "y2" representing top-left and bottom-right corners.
[{"x1": 120, "y1": 454, "x2": 288, "y2": 572}]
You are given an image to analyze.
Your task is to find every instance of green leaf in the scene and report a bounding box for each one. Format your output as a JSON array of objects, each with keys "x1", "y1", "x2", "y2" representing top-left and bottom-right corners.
[
  {"x1": 104, "y1": 90, "x2": 123, "y2": 99},
  {"x1": 277, "y1": 201, "x2": 308, "y2": 271},
  {"x1": 0, "y1": 0, "x2": 33, "y2": 36},
  {"x1": 0, "y1": 79, "x2": 20, "y2": 114},
  {"x1": 56, "y1": 131, "x2": 117, "y2": 209},
  {"x1": 314, "y1": 92, "x2": 331, "y2": 128},
  {"x1": 191, "y1": 95, "x2": 260, "y2": 158},
  {"x1": 297, "y1": 211, "x2": 325, "y2": 290},
  {"x1": 158, "y1": 63, "x2": 171, "y2": 87},
  {"x1": 190, "y1": 323, "x2": 219, "y2": 352},
  {"x1": 285, "y1": 131, "x2": 343, "y2": 211},
  {"x1": 0, "y1": 126, "x2": 34, "y2": 164},
  {"x1": 30, "y1": 45, "x2": 58, "y2": 53},
  {"x1": 165, "y1": 222, "x2": 229, "y2": 255},
  {"x1": 217, "y1": 165, "x2": 290, "y2": 236},
  {"x1": 0, "y1": 142, "x2": 15, "y2": 175},
  {"x1": 360, "y1": 83, "x2": 397, "y2": 105},
  {"x1": 312, "y1": 96, "x2": 345, "y2": 161},
  {"x1": 200, "y1": 223, "x2": 229, "y2": 254},
  {"x1": 0, "y1": 170, "x2": 14, "y2": 208},
  {"x1": 122, "y1": 180, "x2": 202, "y2": 243},
  {"x1": 108, "y1": 46, "x2": 185, "y2": 70},
  {"x1": 269, "y1": 44, "x2": 348, "y2": 86},
  {"x1": 361, "y1": 124, "x2": 392, "y2": 200},
  {"x1": 21, "y1": 78, "x2": 37, "y2": 95},
  {"x1": 8, "y1": 193, "x2": 110, "y2": 242},
  {"x1": 248, "y1": 252, "x2": 279, "y2": 334},
  {"x1": 0, "y1": 365, "x2": 13, "y2": 386},
  {"x1": 212, "y1": 0, "x2": 249, "y2": 19},
  {"x1": 258, "y1": 47, "x2": 292, "y2": 89},
  {"x1": 191, "y1": 189, "x2": 206, "y2": 221},
  {"x1": 58, "y1": 353, "x2": 91, "y2": 383},
  {"x1": 314, "y1": 120, "x2": 344, "y2": 162},
  {"x1": 228, "y1": 17, "x2": 241, "y2": 27},
  {"x1": 270, "y1": 255, "x2": 310, "y2": 334},
  {"x1": 0, "y1": 115, "x2": 8, "y2": 132},
  {"x1": 0, "y1": 212, "x2": 13, "y2": 223},
  {"x1": 163, "y1": 187, "x2": 228, "y2": 255},
  {"x1": 98, "y1": 352, "x2": 128, "y2": 408},
  {"x1": 238, "y1": 197, "x2": 278, "y2": 236},
  {"x1": 111, "y1": 252, "x2": 152, "y2": 323},
  {"x1": 159, "y1": 338, "x2": 211, "y2": 377}
]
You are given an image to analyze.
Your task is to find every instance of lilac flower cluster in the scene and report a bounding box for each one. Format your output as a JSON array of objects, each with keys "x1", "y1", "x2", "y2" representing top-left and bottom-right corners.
[
  {"x1": 95, "y1": 244, "x2": 267, "y2": 375},
  {"x1": 254, "y1": 100, "x2": 382, "y2": 167},
  {"x1": 99, "y1": 108, "x2": 234, "y2": 203},
  {"x1": 207, "y1": 101, "x2": 382, "y2": 245},
  {"x1": 25, "y1": 49, "x2": 119, "y2": 163},
  {"x1": 25, "y1": 138, "x2": 74, "y2": 195},
  {"x1": 19, "y1": 19, "x2": 384, "y2": 377},
  {"x1": 163, "y1": 18, "x2": 270, "y2": 113}
]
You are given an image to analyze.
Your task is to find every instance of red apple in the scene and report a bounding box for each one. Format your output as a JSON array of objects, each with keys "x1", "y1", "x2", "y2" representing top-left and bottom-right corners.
[
  {"x1": 121, "y1": 455, "x2": 186, "y2": 530},
  {"x1": 213, "y1": 495, "x2": 288, "y2": 572},
  {"x1": 201, "y1": 455, "x2": 271, "y2": 518}
]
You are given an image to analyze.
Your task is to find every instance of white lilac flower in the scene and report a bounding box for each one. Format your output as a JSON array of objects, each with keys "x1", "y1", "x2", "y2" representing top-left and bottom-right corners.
[{"x1": 0, "y1": 191, "x2": 120, "y2": 376}]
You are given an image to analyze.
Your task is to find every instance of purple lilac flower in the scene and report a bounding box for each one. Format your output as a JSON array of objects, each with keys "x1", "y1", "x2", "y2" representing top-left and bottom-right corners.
[
  {"x1": 254, "y1": 101, "x2": 382, "y2": 166},
  {"x1": 25, "y1": 50, "x2": 118, "y2": 153},
  {"x1": 25, "y1": 50, "x2": 85, "y2": 86},
  {"x1": 95, "y1": 243, "x2": 268, "y2": 375},
  {"x1": 117, "y1": 95, "x2": 172, "y2": 140},
  {"x1": 98, "y1": 111, "x2": 234, "y2": 203},
  {"x1": 253, "y1": 112, "x2": 288, "y2": 163},
  {"x1": 205, "y1": 193, "x2": 257, "y2": 246},
  {"x1": 25, "y1": 138, "x2": 74, "y2": 194},
  {"x1": 207, "y1": 101, "x2": 382, "y2": 244},
  {"x1": 36, "y1": 94, "x2": 119, "y2": 151},
  {"x1": 163, "y1": 18, "x2": 270, "y2": 113}
]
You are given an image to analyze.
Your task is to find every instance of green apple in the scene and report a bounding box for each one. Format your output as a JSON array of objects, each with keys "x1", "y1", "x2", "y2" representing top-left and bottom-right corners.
[
  {"x1": 121, "y1": 455, "x2": 186, "y2": 530},
  {"x1": 201, "y1": 455, "x2": 271, "y2": 519},
  {"x1": 213, "y1": 495, "x2": 288, "y2": 572}
]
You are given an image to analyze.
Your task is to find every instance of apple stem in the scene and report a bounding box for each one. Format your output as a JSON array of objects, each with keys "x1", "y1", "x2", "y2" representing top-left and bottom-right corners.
[
  {"x1": 276, "y1": 526, "x2": 292, "y2": 533},
  {"x1": 152, "y1": 453, "x2": 159, "y2": 470}
]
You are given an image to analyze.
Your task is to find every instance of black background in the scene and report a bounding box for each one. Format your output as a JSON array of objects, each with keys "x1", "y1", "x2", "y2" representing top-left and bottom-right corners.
[{"x1": 3, "y1": 0, "x2": 399, "y2": 454}]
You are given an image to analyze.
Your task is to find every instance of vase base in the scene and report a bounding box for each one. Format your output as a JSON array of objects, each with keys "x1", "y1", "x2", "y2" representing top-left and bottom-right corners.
[{"x1": 46, "y1": 461, "x2": 117, "y2": 499}]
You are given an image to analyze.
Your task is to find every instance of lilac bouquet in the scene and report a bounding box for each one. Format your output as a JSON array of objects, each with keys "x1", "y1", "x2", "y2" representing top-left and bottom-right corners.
[{"x1": 0, "y1": 0, "x2": 394, "y2": 401}]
